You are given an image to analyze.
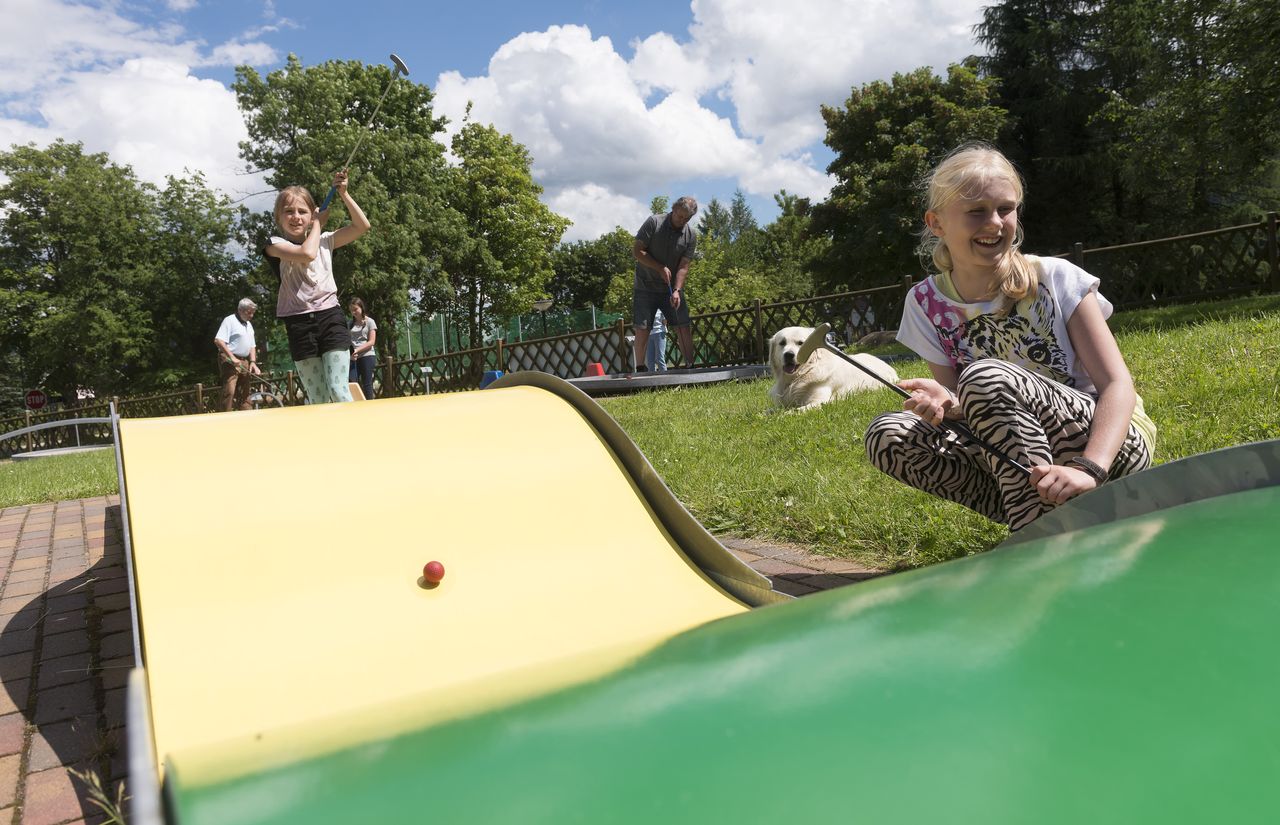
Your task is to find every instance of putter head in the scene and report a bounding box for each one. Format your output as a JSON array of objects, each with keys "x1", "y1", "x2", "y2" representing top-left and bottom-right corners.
[
  {"x1": 797, "y1": 322, "x2": 832, "y2": 365},
  {"x1": 390, "y1": 53, "x2": 410, "y2": 76}
]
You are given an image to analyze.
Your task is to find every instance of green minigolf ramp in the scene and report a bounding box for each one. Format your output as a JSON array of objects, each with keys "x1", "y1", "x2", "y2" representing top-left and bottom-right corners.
[{"x1": 170, "y1": 442, "x2": 1280, "y2": 824}]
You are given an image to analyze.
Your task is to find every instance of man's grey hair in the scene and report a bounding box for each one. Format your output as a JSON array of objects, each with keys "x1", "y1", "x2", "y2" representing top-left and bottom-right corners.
[
  {"x1": 238, "y1": 297, "x2": 258, "y2": 313},
  {"x1": 674, "y1": 196, "x2": 698, "y2": 216}
]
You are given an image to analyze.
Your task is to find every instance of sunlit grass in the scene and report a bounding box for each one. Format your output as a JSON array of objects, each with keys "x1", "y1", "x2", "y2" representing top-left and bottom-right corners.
[{"x1": 0, "y1": 448, "x2": 118, "y2": 510}]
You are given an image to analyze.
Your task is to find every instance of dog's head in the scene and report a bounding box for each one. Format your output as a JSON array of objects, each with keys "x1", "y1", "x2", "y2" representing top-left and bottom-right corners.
[{"x1": 769, "y1": 326, "x2": 816, "y2": 377}]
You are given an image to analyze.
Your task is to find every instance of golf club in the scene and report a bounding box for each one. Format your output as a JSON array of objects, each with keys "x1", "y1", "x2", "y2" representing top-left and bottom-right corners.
[
  {"x1": 319, "y1": 52, "x2": 411, "y2": 211},
  {"x1": 797, "y1": 323, "x2": 1032, "y2": 478}
]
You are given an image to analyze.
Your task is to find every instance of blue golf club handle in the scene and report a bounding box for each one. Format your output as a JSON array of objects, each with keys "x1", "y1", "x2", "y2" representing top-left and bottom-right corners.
[{"x1": 318, "y1": 187, "x2": 337, "y2": 212}]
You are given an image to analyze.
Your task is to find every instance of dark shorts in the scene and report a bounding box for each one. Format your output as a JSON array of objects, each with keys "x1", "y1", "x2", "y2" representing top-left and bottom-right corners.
[
  {"x1": 633, "y1": 289, "x2": 690, "y2": 330},
  {"x1": 282, "y1": 305, "x2": 350, "y2": 361}
]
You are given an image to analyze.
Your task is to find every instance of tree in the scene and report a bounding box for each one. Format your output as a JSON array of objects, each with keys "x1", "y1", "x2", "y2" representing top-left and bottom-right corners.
[
  {"x1": 441, "y1": 116, "x2": 569, "y2": 351},
  {"x1": 696, "y1": 198, "x2": 731, "y2": 242},
  {"x1": 757, "y1": 191, "x2": 826, "y2": 298},
  {"x1": 0, "y1": 141, "x2": 248, "y2": 402},
  {"x1": 550, "y1": 227, "x2": 634, "y2": 310},
  {"x1": 1088, "y1": 0, "x2": 1280, "y2": 236},
  {"x1": 234, "y1": 54, "x2": 456, "y2": 355},
  {"x1": 974, "y1": 0, "x2": 1108, "y2": 250},
  {"x1": 976, "y1": 0, "x2": 1280, "y2": 246},
  {"x1": 809, "y1": 64, "x2": 1007, "y2": 293}
]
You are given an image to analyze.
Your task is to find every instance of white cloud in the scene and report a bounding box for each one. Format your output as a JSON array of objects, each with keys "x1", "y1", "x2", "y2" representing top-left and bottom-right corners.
[
  {"x1": 434, "y1": 0, "x2": 988, "y2": 240},
  {"x1": 434, "y1": 24, "x2": 833, "y2": 241},
  {"x1": 205, "y1": 40, "x2": 280, "y2": 67},
  {"x1": 37, "y1": 58, "x2": 263, "y2": 201},
  {"x1": 0, "y1": 0, "x2": 272, "y2": 206},
  {"x1": 167, "y1": 0, "x2": 199, "y2": 11},
  {"x1": 547, "y1": 183, "x2": 647, "y2": 243}
]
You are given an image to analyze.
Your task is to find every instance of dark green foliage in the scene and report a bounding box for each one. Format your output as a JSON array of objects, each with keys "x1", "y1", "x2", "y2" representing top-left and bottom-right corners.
[
  {"x1": 0, "y1": 141, "x2": 249, "y2": 407},
  {"x1": 550, "y1": 227, "x2": 634, "y2": 310},
  {"x1": 809, "y1": 64, "x2": 1007, "y2": 293},
  {"x1": 976, "y1": 0, "x2": 1280, "y2": 248},
  {"x1": 442, "y1": 117, "x2": 569, "y2": 347}
]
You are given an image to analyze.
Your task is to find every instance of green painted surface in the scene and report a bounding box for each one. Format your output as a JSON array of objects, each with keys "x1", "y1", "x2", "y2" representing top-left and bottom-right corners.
[{"x1": 173, "y1": 487, "x2": 1280, "y2": 824}]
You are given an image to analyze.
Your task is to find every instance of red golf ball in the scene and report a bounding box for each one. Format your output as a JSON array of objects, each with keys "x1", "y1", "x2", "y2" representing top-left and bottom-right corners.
[{"x1": 422, "y1": 561, "x2": 445, "y2": 584}]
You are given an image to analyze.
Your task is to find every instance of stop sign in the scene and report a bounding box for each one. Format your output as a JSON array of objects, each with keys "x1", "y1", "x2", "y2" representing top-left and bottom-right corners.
[{"x1": 24, "y1": 389, "x2": 48, "y2": 411}]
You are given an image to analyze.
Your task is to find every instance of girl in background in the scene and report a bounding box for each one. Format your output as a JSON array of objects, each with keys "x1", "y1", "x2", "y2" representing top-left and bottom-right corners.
[
  {"x1": 349, "y1": 297, "x2": 378, "y2": 400},
  {"x1": 865, "y1": 143, "x2": 1155, "y2": 530},
  {"x1": 265, "y1": 169, "x2": 370, "y2": 404}
]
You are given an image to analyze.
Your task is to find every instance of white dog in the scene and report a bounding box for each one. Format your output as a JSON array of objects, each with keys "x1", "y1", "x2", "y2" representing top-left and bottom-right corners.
[{"x1": 768, "y1": 326, "x2": 900, "y2": 411}]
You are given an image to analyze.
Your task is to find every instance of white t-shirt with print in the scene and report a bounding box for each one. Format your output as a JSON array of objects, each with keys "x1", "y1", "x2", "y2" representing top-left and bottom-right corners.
[{"x1": 897, "y1": 255, "x2": 1107, "y2": 394}]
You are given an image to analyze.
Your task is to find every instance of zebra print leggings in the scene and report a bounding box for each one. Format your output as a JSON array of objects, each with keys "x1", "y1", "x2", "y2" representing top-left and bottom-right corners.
[{"x1": 864, "y1": 359, "x2": 1152, "y2": 530}]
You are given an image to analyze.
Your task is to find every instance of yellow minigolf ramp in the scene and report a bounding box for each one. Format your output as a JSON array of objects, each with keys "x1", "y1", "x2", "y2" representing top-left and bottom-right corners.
[{"x1": 118, "y1": 372, "x2": 782, "y2": 787}]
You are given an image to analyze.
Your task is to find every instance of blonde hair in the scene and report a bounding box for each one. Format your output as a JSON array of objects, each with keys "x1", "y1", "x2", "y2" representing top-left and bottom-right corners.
[
  {"x1": 918, "y1": 142, "x2": 1038, "y2": 302},
  {"x1": 272, "y1": 186, "x2": 316, "y2": 234}
]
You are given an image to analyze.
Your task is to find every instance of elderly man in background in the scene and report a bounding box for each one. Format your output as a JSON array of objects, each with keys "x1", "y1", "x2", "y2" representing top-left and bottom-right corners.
[
  {"x1": 214, "y1": 298, "x2": 261, "y2": 411},
  {"x1": 632, "y1": 196, "x2": 698, "y2": 371}
]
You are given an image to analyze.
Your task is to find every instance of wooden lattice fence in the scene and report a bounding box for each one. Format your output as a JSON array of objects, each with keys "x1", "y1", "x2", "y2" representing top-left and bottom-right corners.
[
  {"x1": 5, "y1": 213, "x2": 1276, "y2": 441},
  {"x1": 1061, "y1": 213, "x2": 1278, "y2": 309}
]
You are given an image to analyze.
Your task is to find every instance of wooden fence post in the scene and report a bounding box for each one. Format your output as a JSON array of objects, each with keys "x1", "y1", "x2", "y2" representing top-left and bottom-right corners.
[
  {"x1": 24, "y1": 410, "x2": 32, "y2": 454},
  {"x1": 195, "y1": 383, "x2": 203, "y2": 412},
  {"x1": 383, "y1": 356, "x2": 398, "y2": 397},
  {"x1": 1267, "y1": 211, "x2": 1278, "y2": 293},
  {"x1": 496, "y1": 339, "x2": 505, "y2": 374},
  {"x1": 287, "y1": 371, "x2": 296, "y2": 405},
  {"x1": 753, "y1": 299, "x2": 765, "y2": 362},
  {"x1": 1073, "y1": 242, "x2": 1085, "y2": 268}
]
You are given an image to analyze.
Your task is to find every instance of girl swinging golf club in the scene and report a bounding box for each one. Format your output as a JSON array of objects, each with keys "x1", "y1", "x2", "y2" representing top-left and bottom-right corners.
[
  {"x1": 863, "y1": 142, "x2": 1157, "y2": 530},
  {"x1": 265, "y1": 169, "x2": 370, "y2": 404}
]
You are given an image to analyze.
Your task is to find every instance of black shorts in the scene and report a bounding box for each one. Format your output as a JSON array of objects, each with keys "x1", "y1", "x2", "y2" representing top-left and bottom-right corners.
[
  {"x1": 633, "y1": 288, "x2": 690, "y2": 329},
  {"x1": 282, "y1": 305, "x2": 350, "y2": 361}
]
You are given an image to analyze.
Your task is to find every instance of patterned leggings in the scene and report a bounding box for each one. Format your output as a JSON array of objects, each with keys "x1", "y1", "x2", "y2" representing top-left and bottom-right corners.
[
  {"x1": 864, "y1": 359, "x2": 1151, "y2": 530},
  {"x1": 295, "y1": 350, "x2": 353, "y2": 404}
]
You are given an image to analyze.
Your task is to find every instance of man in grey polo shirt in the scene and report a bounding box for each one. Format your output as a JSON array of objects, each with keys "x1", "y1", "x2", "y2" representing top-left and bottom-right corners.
[{"x1": 632, "y1": 196, "x2": 698, "y2": 371}]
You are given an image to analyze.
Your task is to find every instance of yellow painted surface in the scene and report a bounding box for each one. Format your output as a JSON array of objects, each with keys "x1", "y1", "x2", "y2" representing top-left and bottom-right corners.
[{"x1": 121, "y1": 388, "x2": 746, "y2": 785}]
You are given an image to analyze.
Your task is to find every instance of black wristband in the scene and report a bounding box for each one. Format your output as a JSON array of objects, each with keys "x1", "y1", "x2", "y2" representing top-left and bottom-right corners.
[{"x1": 1068, "y1": 455, "x2": 1109, "y2": 485}]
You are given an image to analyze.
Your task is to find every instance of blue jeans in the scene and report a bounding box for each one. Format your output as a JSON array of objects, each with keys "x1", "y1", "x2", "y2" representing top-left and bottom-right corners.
[{"x1": 349, "y1": 354, "x2": 376, "y2": 399}]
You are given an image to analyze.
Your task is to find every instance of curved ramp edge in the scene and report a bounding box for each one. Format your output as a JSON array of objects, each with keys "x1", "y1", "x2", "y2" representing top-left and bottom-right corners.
[{"x1": 490, "y1": 370, "x2": 784, "y2": 607}]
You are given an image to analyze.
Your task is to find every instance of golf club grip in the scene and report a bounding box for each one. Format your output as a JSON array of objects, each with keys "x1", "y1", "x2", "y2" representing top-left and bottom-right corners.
[
  {"x1": 319, "y1": 186, "x2": 337, "y2": 212},
  {"x1": 942, "y1": 420, "x2": 1032, "y2": 478}
]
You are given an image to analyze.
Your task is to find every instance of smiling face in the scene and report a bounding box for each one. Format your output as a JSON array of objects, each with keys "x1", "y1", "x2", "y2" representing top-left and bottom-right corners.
[
  {"x1": 925, "y1": 176, "x2": 1020, "y2": 281},
  {"x1": 278, "y1": 195, "x2": 313, "y2": 241},
  {"x1": 272, "y1": 186, "x2": 317, "y2": 242}
]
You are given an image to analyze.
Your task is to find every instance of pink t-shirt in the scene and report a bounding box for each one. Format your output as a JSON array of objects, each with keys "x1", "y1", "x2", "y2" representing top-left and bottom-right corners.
[{"x1": 272, "y1": 232, "x2": 339, "y2": 317}]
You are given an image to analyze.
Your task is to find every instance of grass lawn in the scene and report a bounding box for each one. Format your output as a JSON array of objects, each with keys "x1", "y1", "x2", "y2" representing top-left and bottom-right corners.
[
  {"x1": 0, "y1": 449, "x2": 118, "y2": 510},
  {"x1": 3, "y1": 294, "x2": 1278, "y2": 570}
]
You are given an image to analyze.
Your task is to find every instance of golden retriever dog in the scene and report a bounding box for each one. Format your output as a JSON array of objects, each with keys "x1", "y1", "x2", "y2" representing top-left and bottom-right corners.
[{"x1": 768, "y1": 326, "x2": 900, "y2": 411}]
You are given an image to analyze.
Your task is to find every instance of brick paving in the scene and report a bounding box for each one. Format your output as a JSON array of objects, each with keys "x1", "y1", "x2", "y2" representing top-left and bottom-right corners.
[
  {"x1": 0, "y1": 497, "x2": 883, "y2": 824},
  {"x1": 0, "y1": 497, "x2": 128, "y2": 825}
]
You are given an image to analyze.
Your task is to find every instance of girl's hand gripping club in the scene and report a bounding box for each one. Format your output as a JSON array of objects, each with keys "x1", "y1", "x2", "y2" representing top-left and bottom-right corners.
[
  {"x1": 319, "y1": 53, "x2": 410, "y2": 211},
  {"x1": 797, "y1": 323, "x2": 1032, "y2": 478}
]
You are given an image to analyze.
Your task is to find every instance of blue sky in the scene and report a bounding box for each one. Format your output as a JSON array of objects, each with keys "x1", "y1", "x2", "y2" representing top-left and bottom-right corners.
[{"x1": 1, "y1": 0, "x2": 990, "y2": 241}]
